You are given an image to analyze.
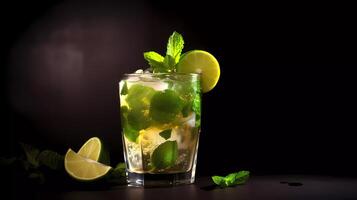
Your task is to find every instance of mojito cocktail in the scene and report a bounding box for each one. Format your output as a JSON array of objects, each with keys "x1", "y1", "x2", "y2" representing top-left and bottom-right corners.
[
  {"x1": 120, "y1": 73, "x2": 201, "y2": 186},
  {"x1": 119, "y1": 32, "x2": 220, "y2": 186}
]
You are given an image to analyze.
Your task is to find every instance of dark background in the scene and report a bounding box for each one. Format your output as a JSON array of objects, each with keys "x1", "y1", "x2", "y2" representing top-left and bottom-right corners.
[{"x1": 1, "y1": 0, "x2": 355, "y2": 190}]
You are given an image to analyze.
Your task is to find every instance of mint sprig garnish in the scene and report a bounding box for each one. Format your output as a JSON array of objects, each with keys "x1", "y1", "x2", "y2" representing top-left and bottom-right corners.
[
  {"x1": 212, "y1": 170, "x2": 250, "y2": 187},
  {"x1": 143, "y1": 51, "x2": 165, "y2": 72},
  {"x1": 143, "y1": 31, "x2": 184, "y2": 73}
]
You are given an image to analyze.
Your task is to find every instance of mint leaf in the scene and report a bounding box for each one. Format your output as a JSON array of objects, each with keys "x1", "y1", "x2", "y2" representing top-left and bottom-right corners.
[
  {"x1": 226, "y1": 171, "x2": 250, "y2": 185},
  {"x1": 211, "y1": 170, "x2": 250, "y2": 187},
  {"x1": 127, "y1": 108, "x2": 151, "y2": 131},
  {"x1": 121, "y1": 105, "x2": 141, "y2": 143},
  {"x1": 144, "y1": 51, "x2": 166, "y2": 73},
  {"x1": 106, "y1": 162, "x2": 127, "y2": 184},
  {"x1": 159, "y1": 129, "x2": 172, "y2": 140},
  {"x1": 111, "y1": 162, "x2": 126, "y2": 178},
  {"x1": 143, "y1": 31, "x2": 184, "y2": 73},
  {"x1": 20, "y1": 143, "x2": 40, "y2": 168},
  {"x1": 38, "y1": 150, "x2": 64, "y2": 170},
  {"x1": 166, "y1": 31, "x2": 184, "y2": 64},
  {"x1": 163, "y1": 55, "x2": 176, "y2": 72},
  {"x1": 144, "y1": 51, "x2": 164, "y2": 65},
  {"x1": 149, "y1": 89, "x2": 184, "y2": 123},
  {"x1": 212, "y1": 176, "x2": 226, "y2": 187},
  {"x1": 121, "y1": 81, "x2": 128, "y2": 95},
  {"x1": 181, "y1": 101, "x2": 192, "y2": 117},
  {"x1": 123, "y1": 126, "x2": 140, "y2": 143}
]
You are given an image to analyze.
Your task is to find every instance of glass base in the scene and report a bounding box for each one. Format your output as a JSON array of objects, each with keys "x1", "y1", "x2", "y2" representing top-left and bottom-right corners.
[{"x1": 127, "y1": 170, "x2": 196, "y2": 187}]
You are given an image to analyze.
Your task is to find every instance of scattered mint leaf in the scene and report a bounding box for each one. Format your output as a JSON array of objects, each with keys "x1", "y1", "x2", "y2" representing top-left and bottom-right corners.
[
  {"x1": 106, "y1": 162, "x2": 127, "y2": 184},
  {"x1": 111, "y1": 162, "x2": 126, "y2": 178},
  {"x1": 19, "y1": 143, "x2": 64, "y2": 171},
  {"x1": 211, "y1": 170, "x2": 250, "y2": 187},
  {"x1": 121, "y1": 81, "x2": 128, "y2": 95},
  {"x1": 2, "y1": 143, "x2": 64, "y2": 185},
  {"x1": 20, "y1": 142, "x2": 40, "y2": 168},
  {"x1": 212, "y1": 176, "x2": 225, "y2": 186},
  {"x1": 38, "y1": 150, "x2": 64, "y2": 170},
  {"x1": 159, "y1": 129, "x2": 172, "y2": 140},
  {"x1": 226, "y1": 171, "x2": 250, "y2": 185},
  {"x1": 166, "y1": 31, "x2": 184, "y2": 64}
]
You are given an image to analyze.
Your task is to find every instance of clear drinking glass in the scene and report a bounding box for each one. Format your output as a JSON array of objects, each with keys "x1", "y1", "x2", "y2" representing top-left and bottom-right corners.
[{"x1": 119, "y1": 73, "x2": 201, "y2": 187}]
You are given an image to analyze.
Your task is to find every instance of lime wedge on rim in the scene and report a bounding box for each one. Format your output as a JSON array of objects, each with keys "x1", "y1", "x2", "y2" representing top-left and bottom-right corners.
[
  {"x1": 65, "y1": 149, "x2": 112, "y2": 181},
  {"x1": 77, "y1": 137, "x2": 110, "y2": 165},
  {"x1": 177, "y1": 50, "x2": 220, "y2": 93}
]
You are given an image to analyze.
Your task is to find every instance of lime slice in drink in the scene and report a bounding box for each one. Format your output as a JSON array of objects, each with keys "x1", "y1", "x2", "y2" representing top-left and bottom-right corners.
[
  {"x1": 151, "y1": 140, "x2": 178, "y2": 170},
  {"x1": 177, "y1": 50, "x2": 220, "y2": 93},
  {"x1": 126, "y1": 84, "x2": 156, "y2": 110},
  {"x1": 65, "y1": 149, "x2": 112, "y2": 181},
  {"x1": 77, "y1": 137, "x2": 110, "y2": 165}
]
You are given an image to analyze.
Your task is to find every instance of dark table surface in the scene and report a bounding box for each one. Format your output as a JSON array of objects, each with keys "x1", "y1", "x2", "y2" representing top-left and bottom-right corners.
[{"x1": 32, "y1": 175, "x2": 357, "y2": 200}]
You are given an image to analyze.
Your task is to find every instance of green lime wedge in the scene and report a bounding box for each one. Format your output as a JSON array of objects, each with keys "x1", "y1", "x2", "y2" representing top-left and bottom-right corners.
[
  {"x1": 77, "y1": 137, "x2": 110, "y2": 165},
  {"x1": 126, "y1": 84, "x2": 155, "y2": 110},
  {"x1": 151, "y1": 141, "x2": 178, "y2": 170},
  {"x1": 177, "y1": 50, "x2": 220, "y2": 93},
  {"x1": 65, "y1": 149, "x2": 112, "y2": 181},
  {"x1": 149, "y1": 89, "x2": 184, "y2": 123}
]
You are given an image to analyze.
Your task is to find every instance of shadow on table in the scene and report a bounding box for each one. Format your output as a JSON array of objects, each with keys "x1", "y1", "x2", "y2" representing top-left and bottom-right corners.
[{"x1": 200, "y1": 184, "x2": 219, "y2": 191}]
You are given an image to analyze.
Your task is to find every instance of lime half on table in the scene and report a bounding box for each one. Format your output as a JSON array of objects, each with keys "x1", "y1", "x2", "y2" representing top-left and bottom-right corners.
[
  {"x1": 77, "y1": 137, "x2": 110, "y2": 165},
  {"x1": 177, "y1": 50, "x2": 220, "y2": 93},
  {"x1": 65, "y1": 149, "x2": 112, "y2": 181}
]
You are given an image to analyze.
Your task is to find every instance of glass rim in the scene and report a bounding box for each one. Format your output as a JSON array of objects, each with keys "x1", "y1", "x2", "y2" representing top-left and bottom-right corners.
[{"x1": 123, "y1": 72, "x2": 201, "y2": 78}]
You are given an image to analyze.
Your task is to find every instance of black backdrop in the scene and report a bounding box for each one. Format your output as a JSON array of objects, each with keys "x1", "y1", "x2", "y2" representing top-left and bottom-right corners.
[{"x1": 1, "y1": 0, "x2": 355, "y2": 184}]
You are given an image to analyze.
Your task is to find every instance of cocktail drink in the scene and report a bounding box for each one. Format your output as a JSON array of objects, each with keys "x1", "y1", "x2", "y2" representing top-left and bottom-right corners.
[
  {"x1": 119, "y1": 32, "x2": 220, "y2": 186},
  {"x1": 119, "y1": 73, "x2": 201, "y2": 186},
  {"x1": 62, "y1": 32, "x2": 220, "y2": 186}
]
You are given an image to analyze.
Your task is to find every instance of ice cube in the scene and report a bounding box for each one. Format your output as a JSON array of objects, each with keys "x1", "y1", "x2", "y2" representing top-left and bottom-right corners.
[
  {"x1": 125, "y1": 138, "x2": 143, "y2": 170},
  {"x1": 183, "y1": 113, "x2": 196, "y2": 128},
  {"x1": 126, "y1": 76, "x2": 140, "y2": 82},
  {"x1": 142, "y1": 81, "x2": 169, "y2": 91},
  {"x1": 135, "y1": 69, "x2": 144, "y2": 73},
  {"x1": 144, "y1": 68, "x2": 153, "y2": 73}
]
